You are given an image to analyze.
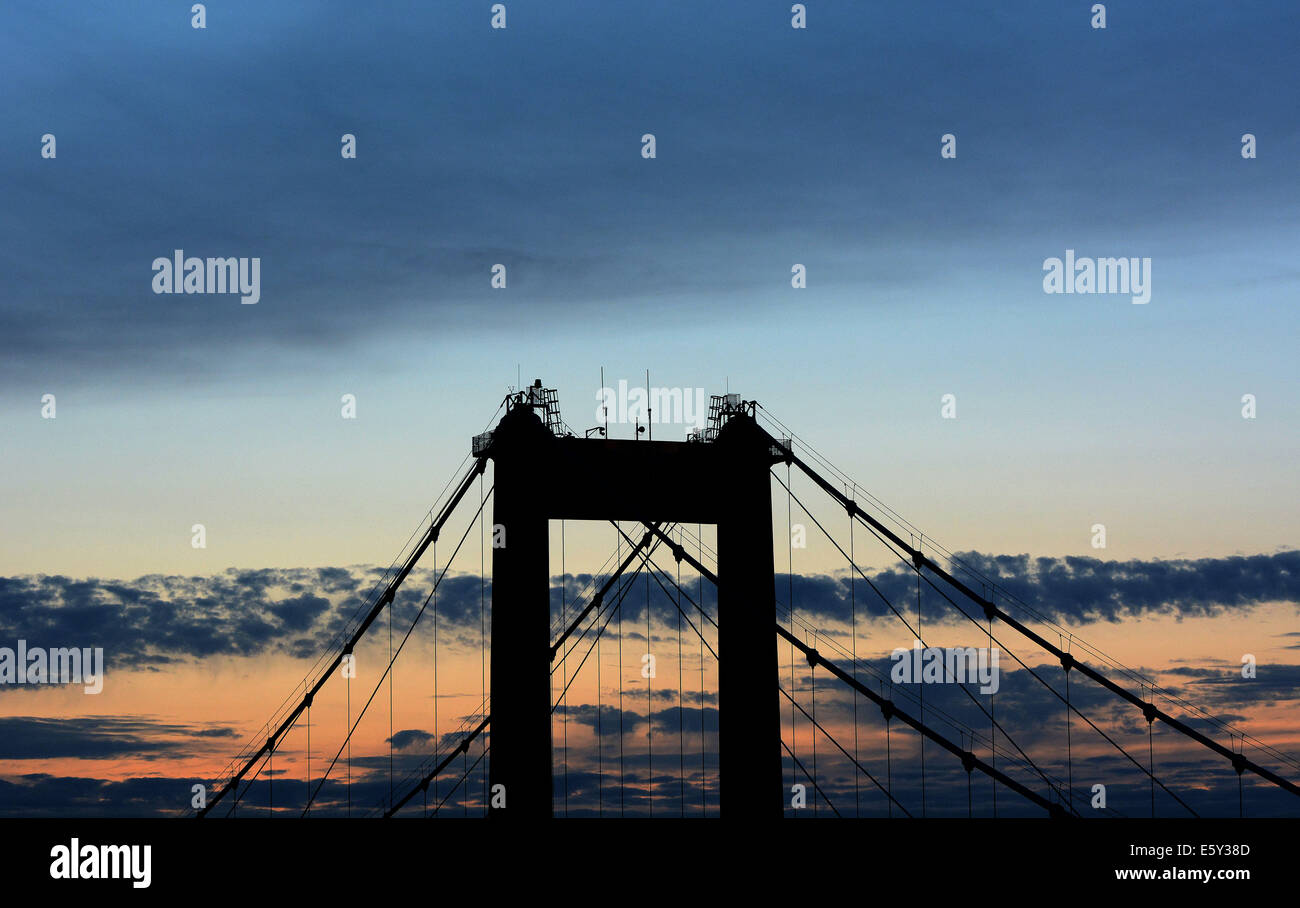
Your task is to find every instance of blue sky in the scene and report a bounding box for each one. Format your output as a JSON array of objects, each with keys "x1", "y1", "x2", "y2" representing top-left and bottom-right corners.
[
  {"x1": 3, "y1": 0, "x2": 1297, "y2": 575},
  {"x1": 1, "y1": 1, "x2": 1298, "y2": 817}
]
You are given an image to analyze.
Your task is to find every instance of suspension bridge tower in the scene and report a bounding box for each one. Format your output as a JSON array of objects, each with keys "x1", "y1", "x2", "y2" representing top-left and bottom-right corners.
[{"x1": 482, "y1": 383, "x2": 784, "y2": 819}]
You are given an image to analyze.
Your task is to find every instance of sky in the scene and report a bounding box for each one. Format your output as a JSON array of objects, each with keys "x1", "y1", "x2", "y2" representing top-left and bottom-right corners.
[{"x1": 0, "y1": 0, "x2": 1297, "y2": 817}]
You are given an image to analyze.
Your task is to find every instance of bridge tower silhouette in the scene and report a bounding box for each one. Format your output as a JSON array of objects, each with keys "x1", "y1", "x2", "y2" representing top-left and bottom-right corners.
[
  {"x1": 485, "y1": 386, "x2": 781, "y2": 818},
  {"x1": 194, "y1": 380, "x2": 1300, "y2": 821}
]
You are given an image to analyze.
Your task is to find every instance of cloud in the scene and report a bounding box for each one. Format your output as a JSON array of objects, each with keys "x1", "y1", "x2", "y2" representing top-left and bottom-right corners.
[
  {"x1": 781, "y1": 550, "x2": 1300, "y2": 627},
  {"x1": 0, "y1": 771, "x2": 396, "y2": 818},
  {"x1": 5, "y1": 1, "x2": 1296, "y2": 386},
  {"x1": 2, "y1": 551, "x2": 1297, "y2": 678},
  {"x1": 0, "y1": 716, "x2": 238, "y2": 760},
  {"x1": 387, "y1": 729, "x2": 435, "y2": 751},
  {"x1": 0, "y1": 566, "x2": 489, "y2": 672}
]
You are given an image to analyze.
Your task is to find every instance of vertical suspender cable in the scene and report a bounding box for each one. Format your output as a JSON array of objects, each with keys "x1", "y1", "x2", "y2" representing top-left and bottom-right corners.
[
  {"x1": 1149, "y1": 719, "x2": 1155, "y2": 817},
  {"x1": 850, "y1": 498, "x2": 859, "y2": 817},
  {"x1": 551, "y1": 544, "x2": 556, "y2": 812},
  {"x1": 885, "y1": 689, "x2": 893, "y2": 819},
  {"x1": 917, "y1": 535, "x2": 925, "y2": 818},
  {"x1": 789, "y1": 616, "x2": 797, "y2": 811},
  {"x1": 609, "y1": 522, "x2": 619, "y2": 817},
  {"x1": 619, "y1": 524, "x2": 625, "y2": 816},
  {"x1": 988, "y1": 599, "x2": 996, "y2": 817},
  {"x1": 347, "y1": 659, "x2": 351, "y2": 817},
  {"x1": 787, "y1": 462, "x2": 796, "y2": 813},
  {"x1": 306, "y1": 703, "x2": 310, "y2": 817},
  {"x1": 597, "y1": 565, "x2": 603, "y2": 817},
  {"x1": 1238, "y1": 740, "x2": 1245, "y2": 819},
  {"x1": 1065, "y1": 655, "x2": 1073, "y2": 814},
  {"x1": 479, "y1": 473, "x2": 486, "y2": 811},
  {"x1": 1147, "y1": 687, "x2": 1156, "y2": 818},
  {"x1": 432, "y1": 539, "x2": 439, "y2": 816},
  {"x1": 388, "y1": 581, "x2": 393, "y2": 809},
  {"x1": 562, "y1": 519, "x2": 568, "y2": 815},
  {"x1": 965, "y1": 733, "x2": 972, "y2": 818},
  {"x1": 678, "y1": 538, "x2": 685, "y2": 816},
  {"x1": 810, "y1": 631, "x2": 818, "y2": 817},
  {"x1": 699, "y1": 523, "x2": 705, "y2": 815},
  {"x1": 647, "y1": 567, "x2": 653, "y2": 816}
]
